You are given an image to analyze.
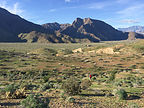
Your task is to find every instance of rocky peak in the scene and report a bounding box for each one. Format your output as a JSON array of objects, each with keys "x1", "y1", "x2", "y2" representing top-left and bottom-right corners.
[
  {"x1": 83, "y1": 18, "x2": 93, "y2": 24},
  {"x1": 72, "y1": 18, "x2": 84, "y2": 28},
  {"x1": 42, "y1": 22, "x2": 60, "y2": 31},
  {"x1": 60, "y1": 23, "x2": 71, "y2": 30}
]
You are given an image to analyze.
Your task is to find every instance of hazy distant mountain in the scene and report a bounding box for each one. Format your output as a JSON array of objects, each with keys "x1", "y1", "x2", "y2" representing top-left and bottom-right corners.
[{"x1": 118, "y1": 26, "x2": 144, "y2": 33}]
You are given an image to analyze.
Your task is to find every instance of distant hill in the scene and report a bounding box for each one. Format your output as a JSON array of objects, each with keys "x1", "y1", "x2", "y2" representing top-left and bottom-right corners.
[
  {"x1": 60, "y1": 18, "x2": 128, "y2": 41},
  {"x1": 118, "y1": 26, "x2": 144, "y2": 34},
  {"x1": 1, "y1": 7, "x2": 144, "y2": 43},
  {"x1": 43, "y1": 18, "x2": 128, "y2": 42},
  {"x1": 0, "y1": 7, "x2": 54, "y2": 42},
  {"x1": 42, "y1": 23, "x2": 70, "y2": 31}
]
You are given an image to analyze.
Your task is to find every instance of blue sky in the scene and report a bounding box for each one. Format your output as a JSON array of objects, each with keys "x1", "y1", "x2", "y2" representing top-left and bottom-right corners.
[{"x1": 0, "y1": 0, "x2": 144, "y2": 28}]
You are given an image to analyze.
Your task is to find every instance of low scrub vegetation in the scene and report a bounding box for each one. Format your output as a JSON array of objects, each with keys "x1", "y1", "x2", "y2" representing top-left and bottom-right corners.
[
  {"x1": 21, "y1": 94, "x2": 49, "y2": 108},
  {"x1": 62, "y1": 77, "x2": 81, "y2": 95},
  {"x1": 0, "y1": 41, "x2": 144, "y2": 108}
]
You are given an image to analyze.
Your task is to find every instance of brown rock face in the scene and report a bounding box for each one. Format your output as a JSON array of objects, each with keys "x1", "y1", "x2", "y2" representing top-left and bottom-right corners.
[
  {"x1": 128, "y1": 32, "x2": 136, "y2": 40},
  {"x1": 61, "y1": 18, "x2": 128, "y2": 41}
]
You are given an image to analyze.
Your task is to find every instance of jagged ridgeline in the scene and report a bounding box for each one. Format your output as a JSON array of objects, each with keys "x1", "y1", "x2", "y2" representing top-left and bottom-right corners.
[{"x1": 0, "y1": 7, "x2": 144, "y2": 43}]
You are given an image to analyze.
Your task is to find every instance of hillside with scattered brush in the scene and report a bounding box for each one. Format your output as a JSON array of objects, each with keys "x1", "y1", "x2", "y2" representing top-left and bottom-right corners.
[{"x1": 0, "y1": 40, "x2": 144, "y2": 107}]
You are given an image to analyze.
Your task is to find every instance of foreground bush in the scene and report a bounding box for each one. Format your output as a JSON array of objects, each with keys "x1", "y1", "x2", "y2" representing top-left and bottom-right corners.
[
  {"x1": 4, "y1": 84, "x2": 26, "y2": 99},
  {"x1": 80, "y1": 79, "x2": 92, "y2": 90},
  {"x1": 62, "y1": 77, "x2": 81, "y2": 95},
  {"x1": 21, "y1": 94, "x2": 49, "y2": 108},
  {"x1": 127, "y1": 102, "x2": 140, "y2": 108},
  {"x1": 66, "y1": 96, "x2": 75, "y2": 103},
  {"x1": 113, "y1": 88, "x2": 127, "y2": 100},
  {"x1": 40, "y1": 82, "x2": 53, "y2": 91}
]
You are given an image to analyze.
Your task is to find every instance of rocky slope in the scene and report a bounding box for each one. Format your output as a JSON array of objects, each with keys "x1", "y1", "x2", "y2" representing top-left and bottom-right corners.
[
  {"x1": 42, "y1": 18, "x2": 129, "y2": 42},
  {"x1": 1, "y1": 7, "x2": 143, "y2": 43},
  {"x1": 0, "y1": 7, "x2": 54, "y2": 42}
]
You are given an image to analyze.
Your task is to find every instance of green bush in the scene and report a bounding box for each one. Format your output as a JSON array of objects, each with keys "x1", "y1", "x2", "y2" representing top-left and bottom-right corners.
[
  {"x1": 108, "y1": 70, "x2": 117, "y2": 82},
  {"x1": 21, "y1": 94, "x2": 49, "y2": 108},
  {"x1": 66, "y1": 96, "x2": 75, "y2": 103},
  {"x1": 40, "y1": 82, "x2": 53, "y2": 91},
  {"x1": 20, "y1": 83, "x2": 38, "y2": 90},
  {"x1": 62, "y1": 77, "x2": 81, "y2": 95},
  {"x1": 43, "y1": 76, "x2": 50, "y2": 83},
  {"x1": 80, "y1": 79, "x2": 92, "y2": 90},
  {"x1": 4, "y1": 83, "x2": 26, "y2": 99},
  {"x1": 129, "y1": 65, "x2": 137, "y2": 69},
  {"x1": 127, "y1": 102, "x2": 140, "y2": 108},
  {"x1": 132, "y1": 44, "x2": 144, "y2": 53},
  {"x1": 60, "y1": 92, "x2": 66, "y2": 99},
  {"x1": 114, "y1": 76, "x2": 144, "y2": 88},
  {"x1": 113, "y1": 88, "x2": 127, "y2": 100},
  {"x1": 63, "y1": 49, "x2": 73, "y2": 55},
  {"x1": 4, "y1": 84, "x2": 18, "y2": 93}
]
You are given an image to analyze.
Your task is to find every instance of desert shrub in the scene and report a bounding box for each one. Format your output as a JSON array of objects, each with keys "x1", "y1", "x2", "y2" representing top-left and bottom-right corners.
[
  {"x1": 129, "y1": 65, "x2": 137, "y2": 69},
  {"x1": 66, "y1": 96, "x2": 75, "y2": 103},
  {"x1": 4, "y1": 83, "x2": 18, "y2": 93},
  {"x1": 62, "y1": 77, "x2": 81, "y2": 95},
  {"x1": 21, "y1": 94, "x2": 49, "y2": 108},
  {"x1": 80, "y1": 79, "x2": 92, "y2": 90},
  {"x1": 108, "y1": 70, "x2": 117, "y2": 82},
  {"x1": 60, "y1": 92, "x2": 66, "y2": 99},
  {"x1": 4, "y1": 84, "x2": 26, "y2": 99},
  {"x1": 63, "y1": 49, "x2": 73, "y2": 55},
  {"x1": 20, "y1": 83, "x2": 38, "y2": 90},
  {"x1": 127, "y1": 102, "x2": 140, "y2": 108},
  {"x1": 113, "y1": 88, "x2": 127, "y2": 100},
  {"x1": 113, "y1": 80, "x2": 123, "y2": 87},
  {"x1": 132, "y1": 44, "x2": 144, "y2": 53},
  {"x1": 114, "y1": 76, "x2": 144, "y2": 88},
  {"x1": 47, "y1": 48, "x2": 57, "y2": 56},
  {"x1": 58, "y1": 49, "x2": 73, "y2": 55},
  {"x1": 40, "y1": 82, "x2": 53, "y2": 91},
  {"x1": 53, "y1": 83, "x2": 61, "y2": 89},
  {"x1": 43, "y1": 76, "x2": 50, "y2": 83},
  {"x1": 56, "y1": 78, "x2": 62, "y2": 83},
  {"x1": 91, "y1": 76, "x2": 97, "y2": 81}
]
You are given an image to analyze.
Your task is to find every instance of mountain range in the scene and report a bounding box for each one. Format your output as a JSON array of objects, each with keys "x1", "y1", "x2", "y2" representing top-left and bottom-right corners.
[
  {"x1": 118, "y1": 26, "x2": 144, "y2": 34},
  {"x1": 0, "y1": 7, "x2": 144, "y2": 43}
]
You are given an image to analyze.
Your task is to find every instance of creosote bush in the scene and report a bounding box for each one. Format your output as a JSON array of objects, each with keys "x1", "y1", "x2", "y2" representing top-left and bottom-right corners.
[
  {"x1": 113, "y1": 88, "x2": 127, "y2": 100},
  {"x1": 80, "y1": 79, "x2": 92, "y2": 90},
  {"x1": 4, "y1": 83, "x2": 26, "y2": 99},
  {"x1": 62, "y1": 77, "x2": 81, "y2": 95},
  {"x1": 66, "y1": 96, "x2": 75, "y2": 103},
  {"x1": 21, "y1": 94, "x2": 49, "y2": 108},
  {"x1": 40, "y1": 82, "x2": 53, "y2": 91},
  {"x1": 108, "y1": 70, "x2": 117, "y2": 82},
  {"x1": 43, "y1": 76, "x2": 50, "y2": 83},
  {"x1": 127, "y1": 102, "x2": 140, "y2": 108}
]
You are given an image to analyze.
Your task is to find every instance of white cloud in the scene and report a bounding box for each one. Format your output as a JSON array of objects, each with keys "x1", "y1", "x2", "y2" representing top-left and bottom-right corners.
[
  {"x1": 117, "y1": 4, "x2": 144, "y2": 17},
  {"x1": 0, "y1": 0, "x2": 23, "y2": 15}
]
